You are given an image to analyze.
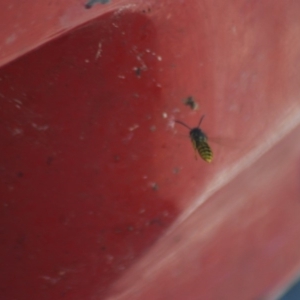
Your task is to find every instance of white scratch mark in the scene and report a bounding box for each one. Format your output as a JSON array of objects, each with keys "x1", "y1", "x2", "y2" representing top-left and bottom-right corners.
[
  {"x1": 5, "y1": 33, "x2": 16, "y2": 45},
  {"x1": 40, "y1": 276, "x2": 60, "y2": 285},
  {"x1": 114, "y1": 4, "x2": 136, "y2": 14},
  {"x1": 95, "y1": 42, "x2": 102, "y2": 60},
  {"x1": 12, "y1": 128, "x2": 23, "y2": 135},
  {"x1": 32, "y1": 123, "x2": 49, "y2": 131},
  {"x1": 13, "y1": 99, "x2": 22, "y2": 105},
  {"x1": 122, "y1": 132, "x2": 133, "y2": 143},
  {"x1": 128, "y1": 124, "x2": 139, "y2": 131},
  {"x1": 168, "y1": 119, "x2": 175, "y2": 129},
  {"x1": 136, "y1": 55, "x2": 147, "y2": 71}
]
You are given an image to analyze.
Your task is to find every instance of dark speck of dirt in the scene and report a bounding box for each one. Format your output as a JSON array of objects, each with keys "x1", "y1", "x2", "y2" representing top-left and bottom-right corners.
[
  {"x1": 85, "y1": 0, "x2": 110, "y2": 9},
  {"x1": 183, "y1": 96, "x2": 198, "y2": 110},
  {"x1": 134, "y1": 67, "x2": 142, "y2": 78},
  {"x1": 17, "y1": 172, "x2": 24, "y2": 178},
  {"x1": 149, "y1": 217, "x2": 163, "y2": 226},
  {"x1": 151, "y1": 183, "x2": 159, "y2": 191},
  {"x1": 141, "y1": 7, "x2": 152, "y2": 14},
  {"x1": 173, "y1": 167, "x2": 180, "y2": 174}
]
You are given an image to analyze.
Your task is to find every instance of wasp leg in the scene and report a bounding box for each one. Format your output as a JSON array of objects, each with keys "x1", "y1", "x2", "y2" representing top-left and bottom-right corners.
[
  {"x1": 194, "y1": 150, "x2": 198, "y2": 160},
  {"x1": 191, "y1": 140, "x2": 198, "y2": 160}
]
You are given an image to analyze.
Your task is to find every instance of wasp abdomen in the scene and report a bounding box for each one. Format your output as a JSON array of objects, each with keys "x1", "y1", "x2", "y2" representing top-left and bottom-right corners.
[{"x1": 195, "y1": 141, "x2": 213, "y2": 163}]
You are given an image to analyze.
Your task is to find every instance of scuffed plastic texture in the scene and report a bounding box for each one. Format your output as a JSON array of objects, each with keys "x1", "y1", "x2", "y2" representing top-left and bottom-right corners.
[{"x1": 1, "y1": 1, "x2": 300, "y2": 300}]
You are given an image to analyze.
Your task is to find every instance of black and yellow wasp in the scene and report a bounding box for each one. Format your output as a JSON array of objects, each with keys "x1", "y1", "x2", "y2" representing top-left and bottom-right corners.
[{"x1": 175, "y1": 115, "x2": 213, "y2": 163}]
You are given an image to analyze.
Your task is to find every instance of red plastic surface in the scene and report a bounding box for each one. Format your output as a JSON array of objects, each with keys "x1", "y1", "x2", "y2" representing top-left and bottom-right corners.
[{"x1": 1, "y1": 1, "x2": 300, "y2": 300}]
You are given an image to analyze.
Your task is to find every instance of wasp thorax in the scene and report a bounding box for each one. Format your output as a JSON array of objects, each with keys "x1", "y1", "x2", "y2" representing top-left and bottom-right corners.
[{"x1": 189, "y1": 128, "x2": 207, "y2": 142}]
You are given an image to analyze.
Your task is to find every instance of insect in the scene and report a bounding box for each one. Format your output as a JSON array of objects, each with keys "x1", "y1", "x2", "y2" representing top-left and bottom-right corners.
[{"x1": 175, "y1": 115, "x2": 213, "y2": 163}]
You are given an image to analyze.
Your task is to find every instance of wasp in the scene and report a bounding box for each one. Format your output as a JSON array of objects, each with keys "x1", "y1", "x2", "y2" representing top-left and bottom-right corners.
[{"x1": 175, "y1": 115, "x2": 213, "y2": 163}]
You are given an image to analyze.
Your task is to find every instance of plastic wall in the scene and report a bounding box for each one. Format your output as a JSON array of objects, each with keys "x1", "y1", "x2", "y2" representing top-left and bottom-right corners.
[{"x1": 1, "y1": 1, "x2": 300, "y2": 299}]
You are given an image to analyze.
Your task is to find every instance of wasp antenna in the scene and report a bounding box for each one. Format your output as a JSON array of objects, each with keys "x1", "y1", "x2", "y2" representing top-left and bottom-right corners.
[
  {"x1": 197, "y1": 115, "x2": 205, "y2": 128},
  {"x1": 175, "y1": 120, "x2": 192, "y2": 130}
]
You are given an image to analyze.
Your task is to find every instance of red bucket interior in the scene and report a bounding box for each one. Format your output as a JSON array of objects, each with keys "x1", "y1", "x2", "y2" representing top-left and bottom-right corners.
[{"x1": 1, "y1": 1, "x2": 300, "y2": 299}]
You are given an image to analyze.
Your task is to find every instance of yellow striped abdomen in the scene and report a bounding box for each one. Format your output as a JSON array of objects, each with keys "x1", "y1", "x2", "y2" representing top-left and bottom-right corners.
[{"x1": 195, "y1": 141, "x2": 213, "y2": 163}]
